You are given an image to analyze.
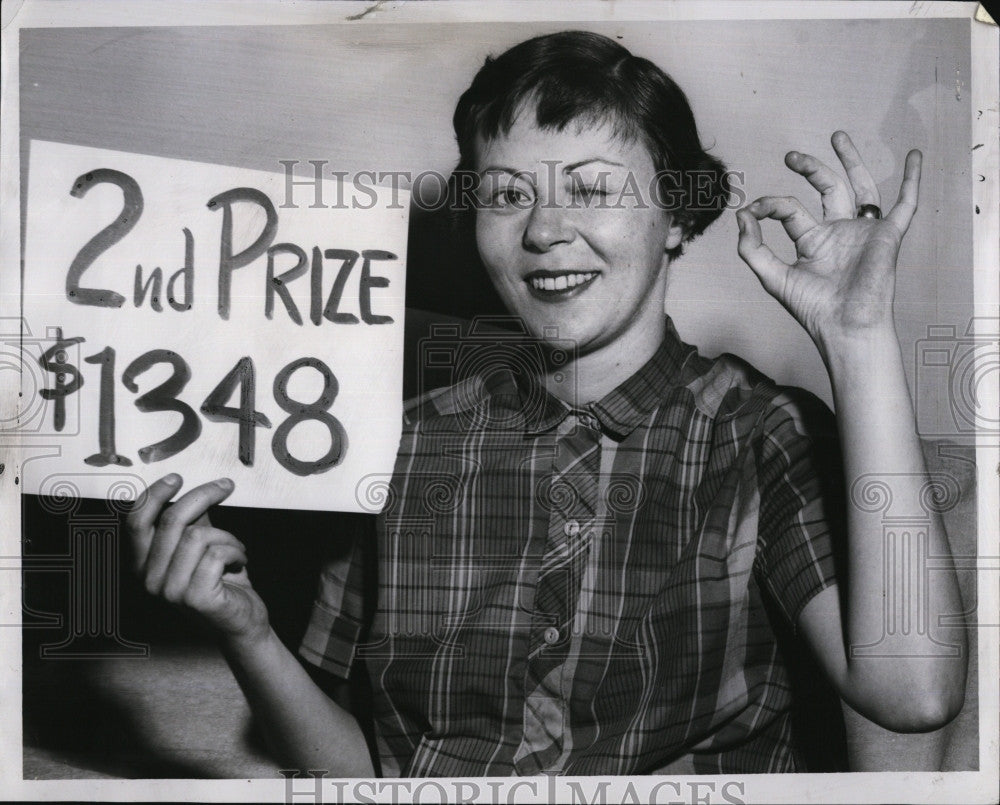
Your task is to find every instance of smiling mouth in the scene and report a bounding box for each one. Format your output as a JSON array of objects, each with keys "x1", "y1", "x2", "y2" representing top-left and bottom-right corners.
[{"x1": 524, "y1": 271, "x2": 598, "y2": 296}]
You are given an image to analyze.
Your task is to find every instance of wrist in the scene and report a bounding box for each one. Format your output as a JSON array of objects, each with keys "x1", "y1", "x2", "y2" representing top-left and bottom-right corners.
[
  {"x1": 219, "y1": 620, "x2": 276, "y2": 660},
  {"x1": 817, "y1": 323, "x2": 901, "y2": 375},
  {"x1": 822, "y1": 328, "x2": 916, "y2": 421}
]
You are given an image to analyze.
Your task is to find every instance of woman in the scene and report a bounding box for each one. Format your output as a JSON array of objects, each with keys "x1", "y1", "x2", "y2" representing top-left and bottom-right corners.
[{"x1": 126, "y1": 31, "x2": 967, "y2": 775}]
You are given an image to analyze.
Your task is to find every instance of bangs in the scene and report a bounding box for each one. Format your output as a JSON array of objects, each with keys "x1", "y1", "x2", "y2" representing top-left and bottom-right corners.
[
  {"x1": 482, "y1": 74, "x2": 641, "y2": 150},
  {"x1": 454, "y1": 32, "x2": 649, "y2": 169}
]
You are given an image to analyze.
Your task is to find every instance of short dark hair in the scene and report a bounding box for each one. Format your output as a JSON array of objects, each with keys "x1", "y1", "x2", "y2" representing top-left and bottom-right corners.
[{"x1": 451, "y1": 30, "x2": 732, "y2": 260}]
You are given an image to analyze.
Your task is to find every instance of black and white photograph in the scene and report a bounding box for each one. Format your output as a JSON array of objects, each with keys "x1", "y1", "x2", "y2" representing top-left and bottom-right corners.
[{"x1": 0, "y1": 1, "x2": 997, "y2": 803}]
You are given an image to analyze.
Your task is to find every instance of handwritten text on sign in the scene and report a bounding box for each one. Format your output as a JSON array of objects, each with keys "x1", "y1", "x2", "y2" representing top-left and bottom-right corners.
[{"x1": 21, "y1": 140, "x2": 408, "y2": 512}]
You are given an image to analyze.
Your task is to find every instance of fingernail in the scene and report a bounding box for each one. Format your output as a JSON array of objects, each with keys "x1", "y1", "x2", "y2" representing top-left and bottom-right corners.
[
  {"x1": 164, "y1": 473, "x2": 181, "y2": 486},
  {"x1": 216, "y1": 478, "x2": 234, "y2": 491}
]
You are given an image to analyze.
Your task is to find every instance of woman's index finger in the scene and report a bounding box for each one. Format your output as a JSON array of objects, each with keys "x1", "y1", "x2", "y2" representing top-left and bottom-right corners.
[
  {"x1": 160, "y1": 479, "x2": 235, "y2": 529},
  {"x1": 784, "y1": 150, "x2": 853, "y2": 220},
  {"x1": 127, "y1": 474, "x2": 182, "y2": 535}
]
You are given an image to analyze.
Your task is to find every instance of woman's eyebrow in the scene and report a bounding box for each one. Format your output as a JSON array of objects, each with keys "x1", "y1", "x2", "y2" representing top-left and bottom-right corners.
[
  {"x1": 564, "y1": 157, "x2": 626, "y2": 172},
  {"x1": 479, "y1": 158, "x2": 626, "y2": 175},
  {"x1": 480, "y1": 165, "x2": 525, "y2": 176}
]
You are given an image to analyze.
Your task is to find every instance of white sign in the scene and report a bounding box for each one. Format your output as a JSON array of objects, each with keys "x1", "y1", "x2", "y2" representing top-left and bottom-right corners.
[{"x1": 19, "y1": 140, "x2": 409, "y2": 512}]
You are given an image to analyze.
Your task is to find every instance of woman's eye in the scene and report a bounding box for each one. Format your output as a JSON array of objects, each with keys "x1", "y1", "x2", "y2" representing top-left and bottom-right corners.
[
  {"x1": 572, "y1": 185, "x2": 608, "y2": 201},
  {"x1": 491, "y1": 187, "x2": 533, "y2": 209}
]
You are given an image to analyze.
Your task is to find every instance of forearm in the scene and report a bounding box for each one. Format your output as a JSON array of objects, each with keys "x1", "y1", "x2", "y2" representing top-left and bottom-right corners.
[
  {"x1": 822, "y1": 326, "x2": 967, "y2": 727},
  {"x1": 220, "y1": 626, "x2": 375, "y2": 775}
]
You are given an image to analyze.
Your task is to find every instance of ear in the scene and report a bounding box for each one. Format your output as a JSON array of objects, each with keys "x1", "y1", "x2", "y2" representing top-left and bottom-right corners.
[{"x1": 664, "y1": 216, "x2": 685, "y2": 251}]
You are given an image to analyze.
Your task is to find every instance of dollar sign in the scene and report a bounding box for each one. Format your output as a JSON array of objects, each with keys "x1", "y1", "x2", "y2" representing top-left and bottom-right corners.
[{"x1": 39, "y1": 328, "x2": 85, "y2": 432}]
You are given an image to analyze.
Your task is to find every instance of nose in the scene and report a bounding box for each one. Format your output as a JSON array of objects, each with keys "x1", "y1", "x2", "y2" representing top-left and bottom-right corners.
[{"x1": 522, "y1": 200, "x2": 575, "y2": 253}]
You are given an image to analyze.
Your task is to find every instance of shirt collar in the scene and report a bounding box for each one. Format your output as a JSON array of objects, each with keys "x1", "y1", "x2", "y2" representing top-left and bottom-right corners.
[
  {"x1": 506, "y1": 317, "x2": 695, "y2": 439},
  {"x1": 487, "y1": 363, "x2": 569, "y2": 436},
  {"x1": 589, "y1": 317, "x2": 695, "y2": 438}
]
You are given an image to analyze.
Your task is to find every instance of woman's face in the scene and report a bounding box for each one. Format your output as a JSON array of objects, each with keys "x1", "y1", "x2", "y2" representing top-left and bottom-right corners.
[{"x1": 474, "y1": 113, "x2": 683, "y2": 357}]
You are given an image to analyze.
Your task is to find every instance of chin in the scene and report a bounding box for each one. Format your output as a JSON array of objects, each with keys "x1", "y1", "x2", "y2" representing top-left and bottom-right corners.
[
  {"x1": 500, "y1": 292, "x2": 605, "y2": 348},
  {"x1": 516, "y1": 308, "x2": 577, "y2": 341}
]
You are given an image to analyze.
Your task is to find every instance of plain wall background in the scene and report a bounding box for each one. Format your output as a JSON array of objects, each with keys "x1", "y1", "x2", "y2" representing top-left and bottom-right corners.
[{"x1": 19, "y1": 19, "x2": 974, "y2": 429}]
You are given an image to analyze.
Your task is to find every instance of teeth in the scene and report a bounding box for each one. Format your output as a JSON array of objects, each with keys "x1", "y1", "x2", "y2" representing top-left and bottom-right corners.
[{"x1": 529, "y1": 272, "x2": 596, "y2": 291}]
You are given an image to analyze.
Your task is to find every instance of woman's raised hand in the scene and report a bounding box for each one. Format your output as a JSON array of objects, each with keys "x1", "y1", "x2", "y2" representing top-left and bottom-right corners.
[
  {"x1": 736, "y1": 130, "x2": 921, "y2": 350},
  {"x1": 126, "y1": 475, "x2": 269, "y2": 643}
]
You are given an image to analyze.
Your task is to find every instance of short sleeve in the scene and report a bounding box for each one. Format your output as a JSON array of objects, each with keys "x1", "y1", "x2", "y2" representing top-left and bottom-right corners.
[
  {"x1": 754, "y1": 387, "x2": 845, "y2": 628},
  {"x1": 298, "y1": 519, "x2": 374, "y2": 679}
]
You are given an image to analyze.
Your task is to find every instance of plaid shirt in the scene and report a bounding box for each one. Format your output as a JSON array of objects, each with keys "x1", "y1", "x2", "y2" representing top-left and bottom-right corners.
[{"x1": 300, "y1": 318, "x2": 841, "y2": 776}]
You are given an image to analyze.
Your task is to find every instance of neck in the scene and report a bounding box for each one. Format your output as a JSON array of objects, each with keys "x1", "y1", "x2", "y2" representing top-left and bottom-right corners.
[{"x1": 543, "y1": 311, "x2": 667, "y2": 406}]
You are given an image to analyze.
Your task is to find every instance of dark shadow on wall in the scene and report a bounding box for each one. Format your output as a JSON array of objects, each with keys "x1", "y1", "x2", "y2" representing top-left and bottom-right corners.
[{"x1": 404, "y1": 195, "x2": 508, "y2": 323}]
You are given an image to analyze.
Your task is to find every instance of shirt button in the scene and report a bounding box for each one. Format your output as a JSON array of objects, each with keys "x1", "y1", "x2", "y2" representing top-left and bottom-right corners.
[
  {"x1": 564, "y1": 519, "x2": 580, "y2": 537},
  {"x1": 543, "y1": 626, "x2": 560, "y2": 645}
]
